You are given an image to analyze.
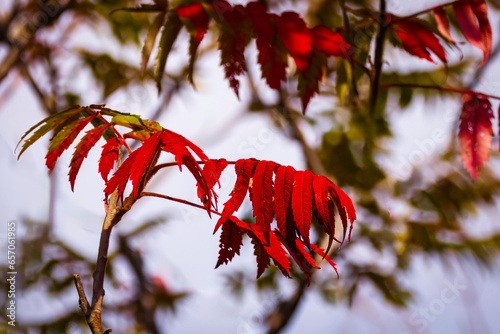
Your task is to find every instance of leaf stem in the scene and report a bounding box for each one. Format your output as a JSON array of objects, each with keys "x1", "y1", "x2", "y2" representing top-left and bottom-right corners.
[
  {"x1": 152, "y1": 160, "x2": 237, "y2": 174},
  {"x1": 140, "y1": 191, "x2": 222, "y2": 216}
]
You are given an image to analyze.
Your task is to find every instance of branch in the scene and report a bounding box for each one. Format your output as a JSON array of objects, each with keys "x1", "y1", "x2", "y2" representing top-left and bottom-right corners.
[
  {"x1": 369, "y1": 0, "x2": 387, "y2": 118},
  {"x1": 73, "y1": 151, "x2": 131, "y2": 334},
  {"x1": 140, "y1": 192, "x2": 222, "y2": 216},
  {"x1": 381, "y1": 83, "x2": 500, "y2": 100},
  {"x1": 152, "y1": 160, "x2": 237, "y2": 174},
  {"x1": 365, "y1": 0, "x2": 387, "y2": 157}
]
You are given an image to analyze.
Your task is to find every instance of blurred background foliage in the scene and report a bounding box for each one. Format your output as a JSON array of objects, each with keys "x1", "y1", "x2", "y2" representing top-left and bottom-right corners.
[{"x1": 1, "y1": 0, "x2": 500, "y2": 333}]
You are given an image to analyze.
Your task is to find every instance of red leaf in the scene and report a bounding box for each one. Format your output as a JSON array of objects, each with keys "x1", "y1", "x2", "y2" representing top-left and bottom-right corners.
[
  {"x1": 215, "y1": 216, "x2": 244, "y2": 268},
  {"x1": 104, "y1": 131, "x2": 162, "y2": 201},
  {"x1": 69, "y1": 124, "x2": 108, "y2": 191},
  {"x1": 392, "y1": 18, "x2": 447, "y2": 64},
  {"x1": 273, "y1": 12, "x2": 312, "y2": 72},
  {"x1": 291, "y1": 170, "x2": 314, "y2": 247},
  {"x1": 327, "y1": 179, "x2": 357, "y2": 243},
  {"x1": 246, "y1": 2, "x2": 287, "y2": 90},
  {"x1": 311, "y1": 25, "x2": 351, "y2": 58},
  {"x1": 252, "y1": 238, "x2": 270, "y2": 278},
  {"x1": 434, "y1": 7, "x2": 454, "y2": 42},
  {"x1": 45, "y1": 114, "x2": 96, "y2": 172},
  {"x1": 459, "y1": 93, "x2": 494, "y2": 179},
  {"x1": 214, "y1": 158, "x2": 257, "y2": 233},
  {"x1": 130, "y1": 131, "x2": 163, "y2": 198},
  {"x1": 274, "y1": 165, "x2": 296, "y2": 238},
  {"x1": 197, "y1": 159, "x2": 228, "y2": 207},
  {"x1": 251, "y1": 160, "x2": 277, "y2": 244},
  {"x1": 312, "y1": 175, "x2": 339, "y2": 253},
  {"x1": 274, "y1": 12, "x2": 312, "y2": 73},
  {"x1": 295, "y1": 238, "x2": 320, "y2": 270},
  {"x1": 309, "y1": 243, "x2": 339, "y2": 278},
  {"x1": 104, "y1": 149, "x2": 135, "y2": 202},
  {"x1": 177, "y1": 3, "x2": 210, "y2": 45},
  {"x1": 264, "y1": 231, "x2": 291, "y2": 276},
  {"x1": 453, "y1": 0, "x2": 492, "y2": 67},
  {"x1": 217, "y1": 4, "x2": 250, "y2": 97},
  {"x1": 297, "y1": 49, "x2": 325, "y2": 112},
  {"x1": 99, "y1": 137, "x2": 121, "y2": 182}
]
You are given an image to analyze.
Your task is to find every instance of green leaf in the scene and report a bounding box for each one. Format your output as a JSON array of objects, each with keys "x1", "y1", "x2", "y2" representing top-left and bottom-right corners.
[
  {"x1": 155, "y1": 10, "x2": 183, "y2": 91},
  {"x1": 111, "y1": 114, "x2": 163, "y2": 131},
  {"x1": 142, "y1": 11, "x2": 167, "y2": 74},
  {"x1": 16, "y1": 106, "x2": 84, "y2": 159}
]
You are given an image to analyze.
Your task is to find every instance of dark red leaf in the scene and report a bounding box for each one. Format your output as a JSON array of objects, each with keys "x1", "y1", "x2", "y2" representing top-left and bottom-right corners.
[
  {"x1": 215, "y1": 216, "x2": 244, "y2": 268},
  {"x1": 459, "y1": 93, "x2": 494, "y2": 179},
  {"x1": 217, "y1": 5, "x2": 250, "y2": 97},
  {"x1": 69, "y1": 124, "x2": 108, "y2": 191},
  {"x1": 251, "y1": 160, "x2": 277, "y2": 244},
  {"x1": 252, "y1": 238, "x2": 270, "y2": 278},
  {"x1": 297, "y1": 49, "x2": 325, "y2": 112},
  {"x1": 246, "y1": 2, "x2": 287, "y2": 90}
]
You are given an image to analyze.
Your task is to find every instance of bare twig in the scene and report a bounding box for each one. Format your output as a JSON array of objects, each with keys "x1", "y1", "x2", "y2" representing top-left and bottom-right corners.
[{"x1": 381, "y1": 83, "x2": 500, "y2": 100}]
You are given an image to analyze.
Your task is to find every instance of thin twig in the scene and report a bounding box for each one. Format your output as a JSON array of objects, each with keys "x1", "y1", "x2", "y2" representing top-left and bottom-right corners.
[
  {"x1": 152, "y1": 160, "x2": 237, "y2": 174},
  {"x1": 141, "y1": 192, "x2": 221, "y2": 216},
  {"x1": 381, "y1": 83, "x2": 500, "y2": 100},
  {"x1": 369, "y1": 0, "x2": 387, "y2": 118}
]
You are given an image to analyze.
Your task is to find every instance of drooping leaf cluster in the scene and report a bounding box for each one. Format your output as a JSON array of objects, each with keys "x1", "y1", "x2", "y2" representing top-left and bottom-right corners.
[
  {"x1": 214, "y1": 159, "x2": 356, "y2": 281},
  {"x1": 17, "y1": 105, "x2": 356, "y2": 280},
  {"x1": 127, "y1": 0, "x2": 351, "y2": 111}
]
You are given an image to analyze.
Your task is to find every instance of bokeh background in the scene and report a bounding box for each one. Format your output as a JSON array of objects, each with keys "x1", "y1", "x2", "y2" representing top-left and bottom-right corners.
[{"x1": 1, "y1": 0, "x2": 500, "y2": 333}]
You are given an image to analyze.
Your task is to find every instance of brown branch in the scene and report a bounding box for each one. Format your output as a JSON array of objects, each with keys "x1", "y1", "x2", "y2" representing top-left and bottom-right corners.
[
  {"x1": 73, "y1": 150, "x2": 134, "y2": 334},
  {"x1": 364, "y1": 0, "x2": 387, "y2": 158},
  {"x1": 140, "y1": 191, "x2": 222, "y2": 216},
  {"x1": 152, "y1": 160, "x2": 237, "y2": 174},
  {"x1": 369, "y1": 0, "x2": 387, "y2": 119},
  {"x1": 381, "y1": 83, "x2": 500, "y2": 100}
]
